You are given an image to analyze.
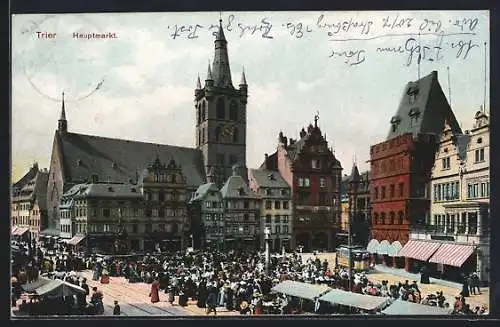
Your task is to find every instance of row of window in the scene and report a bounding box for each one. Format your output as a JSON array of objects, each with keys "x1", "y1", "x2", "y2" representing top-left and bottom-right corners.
[
  {"x1": 196, "y1": 98, "x2": 240, "y2": 125},
  {"x1": 206, "y1": 200, "x2": 260, "y2": 209},
  {"x1": 441, "y1": 148, "x2": 485, "y2": 170},
  {"x1": 264, "y1": 224, "x2": 290, "y2": 234},
  {"x1": 433, "y1": 181, "x2": 460, "y2": 202},
  {"x1": 265, "y1": 200, "x2": 290, "y2": 210},
  {"x1": 373, "y1": 211, "x2": 405, "y2": 225},
  {"x1": 373, "y1": 183, "x2": 405, "y2": 200},
  {"x1": 261, "y1": 188, "x2": 290, "y2": 196},
  {"x1": 297, "y1": 191, "x2": 331, "y2": 205},
  {"x1": 225, "y1": 225, "x2": 253, "y2": 234},
  {"x1": 148, "y1": 173, "x2": 182, "y2": 184},
  {"x1": 297, "y1": 177, "x2": 328, "y2": 188},
  {"x1": 12, "y1": 217, "x2": 40, "y2": 226},
  {"x1": 372, "y1": 157, "x2": 405, "y2": 176},
  {"x1": 225, "y1": 213, "x2": 259, "y2": 222},
  {"x1": 144, "y1": 191, "x2": 184, "y2": 202},
  {"x1": 467, "y1": 181, "x2": 489, "y2": 199},
  {"x1": 265, "y1": 215, "x2": 290, "y2": 224},
  {"x1": 13, "y1": 203, "x2": 31, "y2": 211},
  {"x1": 86, "y1": 223, "x2": 182, "y2": 234},
  {"x1": 145, "y1": 208, "x2": 186, "y2": 218}
]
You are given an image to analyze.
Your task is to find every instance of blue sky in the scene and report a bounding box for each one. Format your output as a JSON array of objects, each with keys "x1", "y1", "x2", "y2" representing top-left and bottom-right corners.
[{"x1": 11, "y1": 11, "x2": 489, "y2": 181}]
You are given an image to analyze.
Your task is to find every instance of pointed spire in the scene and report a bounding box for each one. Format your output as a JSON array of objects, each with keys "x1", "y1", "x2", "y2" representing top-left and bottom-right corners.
[
  {"x1": 58, "y1": 91, "x2": 68, "y2": 134},
  {"x1": 240, "y1": 67, "x2": 247, "y2": 86},
  {"x1": 216, "y1": 18, "x2": 226, "y2": 42},
  {"x1": 350, "y1": 161, "x2": 361, "y2": 184},
  {"x1": 196, "y1": 74, "x2": 202, "y2": 89},
  {"x1": 206, "y1": 62, "x2": 213, "y2": 81},
  {"x1": 60, "y1": 91, "x2": 66, "y2": 120},
  {"x1": 212, "y1": 17, "x2": 233, "y2": 88}
]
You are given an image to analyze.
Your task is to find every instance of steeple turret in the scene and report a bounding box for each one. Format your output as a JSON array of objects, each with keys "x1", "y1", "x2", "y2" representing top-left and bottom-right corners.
[
  {"x1": 195, "y1": 74, "x2": 202, "y2": 97},
  {"x1": 58, "y1": 91, "x2": 67, "y2": 134},
  {"x1": 205, "y1": 62, "x2": 214, "y2": 88},
  {"x1": 212, "y1": 19, "x2": 233, "y2": 88}
]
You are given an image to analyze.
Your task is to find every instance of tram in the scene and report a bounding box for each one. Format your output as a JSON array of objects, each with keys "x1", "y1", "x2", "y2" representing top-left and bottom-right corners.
[{"x1": 335, "y1": 245, "x2": 371, "y2": 271}]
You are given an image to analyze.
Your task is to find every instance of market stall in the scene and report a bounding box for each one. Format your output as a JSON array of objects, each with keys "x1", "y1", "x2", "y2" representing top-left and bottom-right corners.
[
  {"x1": 271, "y1": 280, "x2": 332, "y2": 314},
  {"x1": 381, "y1": 299, "x2": 453, "y2": 315},
  {"x1": 318, "y1": 289, "x2": 391, "y2": 314}
]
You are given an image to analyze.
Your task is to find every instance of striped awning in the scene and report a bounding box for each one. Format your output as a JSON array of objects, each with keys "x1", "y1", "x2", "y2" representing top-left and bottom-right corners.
[
  {"x1": 428, "y1": 243, "x2": 476, "y2": 267},
  {"x1": 13, "y1": 227, "x2": 29, "y2": 236},
  {"x1": 396, "y1": 240, "x2": 441, "y2": 261},
  {"x1": 366, "y1": 239, "x2": 379, "y2": 254},
  {"x1": 68, "y1": 235, "x2": 86, "y2": 246},
  {"x1": 377, "y1": 240, "x2": 391, "y2": 255}
]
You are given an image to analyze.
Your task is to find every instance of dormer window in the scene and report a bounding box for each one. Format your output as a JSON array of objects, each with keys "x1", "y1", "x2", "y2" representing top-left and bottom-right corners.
[
  {"x1": 268, "y1": 173, "x2": 275, "y2": 181},
  {"x1": 407, "y1": 84, "x2": 420, "y2": 104},
  {"x1": 111, "y1": 161, "x2": 117, "y2": 169},
  {"x1": 390, "y1": 116, "x2": 401, "y2": 133},
  {"x1": 76, "y1": 159, "x2": 82, "y2": 166},
  {"x1": 409, "y1": 108, "x2": 420, "y2": 127},
  {"x1": 312, "y1": 159, "x2": 320, "y2": 169},
  {"x1": 238, "y1": 187, "x2": 245, "y2": 196},
  {"x1": 477, "y1": 137, "x2": 483, "y2": 144}
]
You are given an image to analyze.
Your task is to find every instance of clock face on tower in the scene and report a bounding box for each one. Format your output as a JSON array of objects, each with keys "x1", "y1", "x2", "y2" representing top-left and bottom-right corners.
[{"x1": 219, "y1": 124, "x2": 234, "y2": 142}]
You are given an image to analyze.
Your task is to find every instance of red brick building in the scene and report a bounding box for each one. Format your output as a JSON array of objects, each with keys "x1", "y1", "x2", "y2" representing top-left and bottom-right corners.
[
  {"x1": 261, "y1": 116, "x2": 342, "y2": 251},
  {"x1": 367, "y1": 71, "x2": 461, "y2": 270}
]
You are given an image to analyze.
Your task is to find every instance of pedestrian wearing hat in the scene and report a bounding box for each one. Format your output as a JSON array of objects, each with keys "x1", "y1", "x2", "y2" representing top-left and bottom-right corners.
[{"x1": 113, "y1": 300, "x2": 121, "y2": 315}]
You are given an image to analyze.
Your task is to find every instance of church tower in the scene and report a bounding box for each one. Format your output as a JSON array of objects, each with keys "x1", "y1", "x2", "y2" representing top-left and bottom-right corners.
[{"x1": 195, "y1": 19, "x2": 248, "y2": 186}]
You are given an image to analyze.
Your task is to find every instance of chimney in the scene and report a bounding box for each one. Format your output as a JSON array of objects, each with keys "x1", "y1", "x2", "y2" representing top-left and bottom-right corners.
[{"x1": 264, "y1": 153, "x2": 269, "y2": 170}]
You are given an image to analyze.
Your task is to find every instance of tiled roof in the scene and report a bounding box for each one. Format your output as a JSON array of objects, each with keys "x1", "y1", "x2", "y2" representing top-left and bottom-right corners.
[
  {"x1": 220, "y1": 175, "x2": 259, "y2": 199},
  {"x1": 387, "y1": 71, "x2": 462, "y2": 139},
  {"x1": 72, "y1": 183, "x2": 143, "y2": 199},
  {"x1": 58, "y1": 132, "x2": 205, "y2": 188},
  {"x1": 190, "y1": 182, "x2": 220, "y2": 202},
  {"x1": 259, "y1": 151, "x2": 278, "y2": 170},
  {"x1": 341, "y1": 170, "x2": 370, "y2": 195},
  {"x1": 13, "y1": 164, "x2": 39, "y2": 190},
  {"x1": 248, "y1": 168, "x2": 290, "y2": 189}
]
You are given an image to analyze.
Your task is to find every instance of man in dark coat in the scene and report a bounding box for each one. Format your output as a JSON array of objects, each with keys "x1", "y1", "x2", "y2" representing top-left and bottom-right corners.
[{"x1": 113, "y1": 300, "x2": 121, "y2": 315}]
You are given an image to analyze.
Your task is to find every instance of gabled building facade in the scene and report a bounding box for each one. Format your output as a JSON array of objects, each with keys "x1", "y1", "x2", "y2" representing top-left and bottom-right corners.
[
  {"x1": 410, "y1": 110, "x2": 490, "y2": 283},
  {"x1": 11, "y1": 163, "x2": 48, "y2": 241},
  {"x1": 189, "y1": 169, "x2": 225, "y2": 249},
  {"x1": 220, "y1": 164, "x2": 260, "y2": 250},
  {"x1": 368, "y1": 71, "x2": 462, "y2": 270},
  {"x1": 140, "y1": 156, "x2": 190, "y2": 251},
  {"x1": 261, "y1": 117, "x2": 343, "y2": 251},
  {"x1": 248, "y1": 167, "x2": 293, "y2": 252}
]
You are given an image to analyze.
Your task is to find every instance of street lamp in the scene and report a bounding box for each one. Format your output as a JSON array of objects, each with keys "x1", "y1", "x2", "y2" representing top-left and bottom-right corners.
[
  {"x1": 264, "y1": 227, "x2": 271, "y2": 275},
  {"x1": 347, "y1": 164, "x2": 360, "y2": 292}
]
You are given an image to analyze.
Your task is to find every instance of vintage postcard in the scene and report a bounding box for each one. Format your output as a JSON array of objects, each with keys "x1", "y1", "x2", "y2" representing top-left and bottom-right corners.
[{"x1": 11, "y1": 10, "x2": 490, "y2": 317}]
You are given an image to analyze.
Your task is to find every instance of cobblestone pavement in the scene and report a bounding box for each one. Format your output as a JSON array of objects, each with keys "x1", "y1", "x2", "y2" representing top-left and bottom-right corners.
[{"x1": 80, "y1": 271, "x2": 240, "y2": 316}]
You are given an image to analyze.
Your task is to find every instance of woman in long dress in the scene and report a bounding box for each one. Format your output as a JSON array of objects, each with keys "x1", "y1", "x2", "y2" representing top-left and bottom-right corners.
[{"x1": 150, "y1": 279, "x2": 160, "y2": 303}]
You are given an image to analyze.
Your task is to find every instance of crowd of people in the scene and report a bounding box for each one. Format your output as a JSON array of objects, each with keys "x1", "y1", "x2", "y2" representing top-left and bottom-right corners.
[{"x1": 11, "y1": 238, "x2": 488, "y2": 316}]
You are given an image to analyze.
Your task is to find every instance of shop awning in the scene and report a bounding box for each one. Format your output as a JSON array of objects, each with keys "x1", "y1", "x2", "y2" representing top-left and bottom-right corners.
[
  {"x1": 396, "y1": 240, "x2": 441, "y2": 261},
  {"x1": 68, "y1": 235, "x2": 86, "y2": 246},
  {"x1": 319, "y1": 289, "x2": 390, "y2": 311},
  {"x1": 428, "y1": 243, "x2": 476, "y2": 267},
  {"x1": 271, "y1": 280, "x2": 331, "y2": 301},
  {"x1": 387, "y1": 241, "x2": 403, "y2": 257},
  {"x1": 366, "y1": 239, "x2": 380, "y2": 254},
  {"x1": 377, "y1": 240, "x2": 391, "y2": 255},
  {"x1": 381, "y1": 299, "x2": 453, "y2": 315},
  {"x1": 39, "y1": 228, "x2": 60, "y2": 237},
  {"x1": 13, "y1": 227, "x2": 29, "y2": 236}
]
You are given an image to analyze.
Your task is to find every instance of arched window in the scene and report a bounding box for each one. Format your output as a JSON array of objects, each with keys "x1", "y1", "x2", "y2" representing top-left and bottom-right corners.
[
  {"x1": 389, "y1": 211, "x2": 395, "y2": 224},
  {"x1": 398, "y1": 211, "x2": 404, "y2": 224},
  {"x1": 215, "y1": 126, "x2": 221, "y2": 142},
  {"x1": 198, "y1": 130, "x2": 201, "y2": 145},
  {"x1": 373, "y1": 213, "x2": 379, "y2": 225},
  {"x1": 229, "y1": 101, "x2": 238, "y2": 120},
  {"x1": 380, "y1": 212, "x2": 386, "y2": 225},
  {"x1": 232, "y1": 127, "x2": 239, "y2": 143},
  {"x1": 216, "y1": 98, "x2": 225, "y2": 119}
]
